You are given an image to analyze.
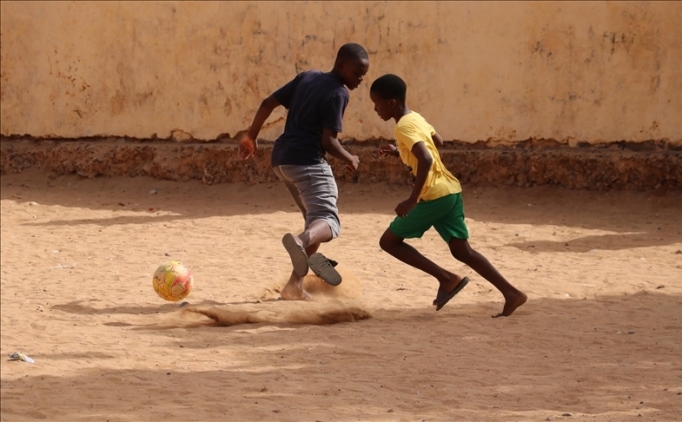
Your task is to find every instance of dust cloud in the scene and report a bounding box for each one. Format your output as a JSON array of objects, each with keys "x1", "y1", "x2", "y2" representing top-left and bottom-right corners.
[{"x1": 183, "y1": 265, "x2": 372, "y2": 326}]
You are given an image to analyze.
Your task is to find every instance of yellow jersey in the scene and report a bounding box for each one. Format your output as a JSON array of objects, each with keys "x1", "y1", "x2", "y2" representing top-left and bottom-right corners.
[{"x1": 394, "y1": 111, "x2": 462, "y2": 201}]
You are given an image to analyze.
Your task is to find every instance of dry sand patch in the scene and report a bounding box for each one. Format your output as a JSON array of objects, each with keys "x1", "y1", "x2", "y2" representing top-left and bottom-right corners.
[{"x1": 1, "y1": 170, "x2": 681, "y2": 421}]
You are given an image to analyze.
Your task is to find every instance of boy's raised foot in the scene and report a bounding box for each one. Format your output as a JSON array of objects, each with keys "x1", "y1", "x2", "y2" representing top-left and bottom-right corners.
[
  {"x1": 433, "y1": 275, "x2": 469, "y2": 311},
  {"x1": 309, "y1": 253, "x2": 343, "y2": 286},
  {"x1": 282, "y1": 233, "x2": 309, "y2": 277}
]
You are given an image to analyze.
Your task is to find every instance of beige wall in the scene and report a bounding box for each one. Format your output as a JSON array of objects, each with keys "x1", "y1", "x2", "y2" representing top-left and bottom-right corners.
[{"x1": 1, "y1": 1, "x2": 680, "y2": 144}]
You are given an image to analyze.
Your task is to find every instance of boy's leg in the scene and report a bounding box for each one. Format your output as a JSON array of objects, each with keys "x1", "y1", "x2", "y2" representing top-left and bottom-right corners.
[
  {"x1": 379, "y1": 228, "x2": 468, "y2": 308},
  {"x1": 276, "y1": 164, "x2": 342, "y2": 286},
  {"x1": 384, "y1": 194, "x2": 474, "y2": 309},
  {"x1": 430, "y1": 193, "x2": 526, "y2": 317},
  {"x1": 297, "y1": 220, "x2": 333, "y2": 251},
  {"x1": 273, "y1": 166, "x2": 307, "y2": 221},
  {"x1": 279, "y1": 227, "x2": 337, "y2": 299},
  {"x1": 280, "y1": 270, "x2": 312, "y2": 300},
  {"x1": 274, "y1": 164, "x2": 339, "y2": 246},
  {"x1": 282, "y1": 221, "x2": 331, "y2": 275},
  {"x1": 448, "y1": 238, "x2": 527, "y2": 317},
  {"x1": 282, "y1": 232, "x2": 341, "y2": 288}
]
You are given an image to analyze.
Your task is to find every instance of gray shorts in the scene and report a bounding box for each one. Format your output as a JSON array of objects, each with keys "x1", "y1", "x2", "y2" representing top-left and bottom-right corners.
[{"x1": 273, "y1": 163, "x2": 341, "y2": 238}]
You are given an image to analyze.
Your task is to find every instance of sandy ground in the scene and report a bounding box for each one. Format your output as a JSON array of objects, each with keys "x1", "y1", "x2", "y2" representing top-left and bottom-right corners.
[{"x1": 1, "y1": 169, "x2": 681, "y2": 422}]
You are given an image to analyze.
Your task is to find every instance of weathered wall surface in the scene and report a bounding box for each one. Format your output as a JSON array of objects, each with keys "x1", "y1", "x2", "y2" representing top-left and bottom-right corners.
[
  {"x1": 2, "y1": 139, "x2": 680, "y2": 191},
  {"x1": 1, "y1": 1, "x2": 681, "y2": 144}
]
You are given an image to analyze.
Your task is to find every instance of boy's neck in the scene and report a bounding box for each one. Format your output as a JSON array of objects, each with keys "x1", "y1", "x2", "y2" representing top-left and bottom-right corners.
[{"x1": 393, "y1": 103, "x2": 411, "y2": 123}]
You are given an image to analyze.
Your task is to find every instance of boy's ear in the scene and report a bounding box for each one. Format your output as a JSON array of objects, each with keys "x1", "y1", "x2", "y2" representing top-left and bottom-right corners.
[{"x1": 389, "y1": 98, "x2": 397, "y2": 109}]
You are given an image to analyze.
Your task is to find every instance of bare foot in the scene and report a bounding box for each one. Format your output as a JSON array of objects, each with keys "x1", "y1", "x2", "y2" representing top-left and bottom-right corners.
[
  {"x1": 492, "y1": 291, "x2": 528, "y2": 318},
  {"x1": 280, "y1": 280, "x2": 312, "y2": 301},
  {"x1": 280, "y1": 285, "x2": 312, "y2": 300}
]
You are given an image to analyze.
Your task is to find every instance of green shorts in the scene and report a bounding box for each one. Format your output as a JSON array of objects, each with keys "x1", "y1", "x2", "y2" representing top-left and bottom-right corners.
[{"x1": 389, "y1": 193, "x2": 469, "y2": 242}]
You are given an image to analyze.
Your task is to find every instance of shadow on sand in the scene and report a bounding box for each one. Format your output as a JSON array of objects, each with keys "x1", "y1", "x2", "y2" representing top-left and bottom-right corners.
[
  {"x1": 3, "y1": 170, "x2": 682, "y2": 251},
  {"x1": 3, "y1": 291, "x2": 680, "y2": 421}
]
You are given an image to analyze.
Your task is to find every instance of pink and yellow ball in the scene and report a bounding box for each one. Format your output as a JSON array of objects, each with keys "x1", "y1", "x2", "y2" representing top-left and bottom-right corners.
[{"x1": 152, "y1": 261, "x2": 193, "y2": 301}]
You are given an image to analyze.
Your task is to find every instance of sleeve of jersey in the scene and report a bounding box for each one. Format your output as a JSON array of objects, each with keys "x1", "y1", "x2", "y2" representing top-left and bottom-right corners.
[
  {"x1": 428, "y1": 123, "x2": 436, "y2": 137},
  {"x1": 272, "y1": 72, "x2": 303, "y2": 109},
  {"x1": 395, "y1": 123, "x2": 422, "y2": 151},
  {"x1": 321, "y1": 90, "x2": 349, "y2": 133}
]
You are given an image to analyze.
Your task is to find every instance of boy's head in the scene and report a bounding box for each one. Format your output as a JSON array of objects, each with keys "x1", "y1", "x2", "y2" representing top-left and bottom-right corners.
[
  {"x1": 369, "y1": 74, "x2": 406, "y2": 121},
  {"x1": 333, "y1": 43, "x2": 369, "y2": 90}
]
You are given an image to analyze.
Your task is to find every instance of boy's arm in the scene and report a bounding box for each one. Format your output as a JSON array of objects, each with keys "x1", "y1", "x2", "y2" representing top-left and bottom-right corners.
[
  {"x1": 432, "y1": 132, "x2": 444, "y2": 148},
  {"x1": 238, "y1": 95, "x2": 281, "y2": 160},
  {"x1": 321, "y1": 128, "x2": 360, "y2": 172},
  {"x1": 378, "y1": 143, "x2": 399, "y2": 157},
  {"x1": 395, "y1": 142, "x2": 433, "y2": 217}
]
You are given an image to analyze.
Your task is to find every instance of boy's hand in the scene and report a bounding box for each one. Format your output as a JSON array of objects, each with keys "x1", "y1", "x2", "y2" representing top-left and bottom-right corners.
[
  {"x1": 379, "y1": 143, "x2": 398, "y2": 158},
  {"x1": 395, "y1": 197, "x2": 417, "y2": 218},
  {"x1": 346, "y1": 155, "x2": 360, "y2": 173},
  {"x1": 238, "y1": 135, "x2": 258, "y2": 160}
]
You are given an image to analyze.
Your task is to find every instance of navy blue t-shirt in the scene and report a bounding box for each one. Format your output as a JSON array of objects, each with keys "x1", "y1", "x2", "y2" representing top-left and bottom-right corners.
[{"x1": 271, "y1": 70, "x2": 349, "y2": 166}]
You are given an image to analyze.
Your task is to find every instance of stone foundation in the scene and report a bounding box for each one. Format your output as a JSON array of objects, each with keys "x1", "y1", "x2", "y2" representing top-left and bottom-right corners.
[{"x1": 1, "y1": 137, "x2": 680, "y2": 191}]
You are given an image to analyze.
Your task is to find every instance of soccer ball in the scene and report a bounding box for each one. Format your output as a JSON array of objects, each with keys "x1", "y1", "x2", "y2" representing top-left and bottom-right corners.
[{"x1": 152, "y1": 261, "x2": 193, "y2": 301}]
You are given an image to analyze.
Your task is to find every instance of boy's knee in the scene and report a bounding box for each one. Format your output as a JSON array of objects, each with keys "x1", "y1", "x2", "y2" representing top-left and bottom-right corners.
[
  {"x1": 379, "y1": 231, "x2": 398, "y2": 251},
  {"x1": 451, "y1": 250, "x2": 468, "y2": 262},
  {"x1": 379, "y1": 236, "x2": 390, "y2": 252},
  {"x1": 449, "y1": 238, "x2": 474, "y2": 262}
]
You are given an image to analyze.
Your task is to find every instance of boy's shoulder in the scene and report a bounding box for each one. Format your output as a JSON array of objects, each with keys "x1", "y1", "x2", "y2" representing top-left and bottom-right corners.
[
  {"x1": 396, "y1": 111, "x2": 428, "y2": 129},
  {"x1": 296, "y1": 70, "x2": 347, "y2": 94},
  {"x1": 298, "y1": 69, "x2": 323, "y2": 78},
  {"x1": 296, "y1": 69, "x2": 335, "y2": 83}
]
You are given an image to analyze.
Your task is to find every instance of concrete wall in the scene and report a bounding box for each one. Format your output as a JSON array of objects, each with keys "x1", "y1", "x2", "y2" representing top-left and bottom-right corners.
[{"x1": 1, "y1": 1, "x2": 681, "y2": 144}]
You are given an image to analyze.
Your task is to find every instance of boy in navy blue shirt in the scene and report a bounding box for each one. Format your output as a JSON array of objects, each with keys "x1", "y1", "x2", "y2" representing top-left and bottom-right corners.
[{"x1": 239, "y1": 43, "x2": 369, "y2": 300}]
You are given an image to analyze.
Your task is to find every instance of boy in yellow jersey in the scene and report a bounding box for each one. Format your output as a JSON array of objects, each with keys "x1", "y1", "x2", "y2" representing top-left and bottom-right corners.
[{"x1": 369, "y1": 74, "x2": 527, "y2": 317}]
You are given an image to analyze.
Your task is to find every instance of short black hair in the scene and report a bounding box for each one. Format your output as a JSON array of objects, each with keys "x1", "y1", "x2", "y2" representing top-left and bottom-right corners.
[
  {"x1": 370, "y1": 74, "x2": 407, "y2": 102},
  {"x1": 335, "y1": 43, "x2": 369, "y2": 63}
]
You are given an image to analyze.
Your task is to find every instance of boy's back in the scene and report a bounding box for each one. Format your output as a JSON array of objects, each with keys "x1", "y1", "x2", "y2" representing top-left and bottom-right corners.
[
  {"x1": 395, "y1": 111, "x2": 461, "y2": 201},
  {"x1": 237, "y1": 43, "x2": 369, "y2": 298},
  {"x1": 272, "y1": 70, "x2": 349, "y2": 166},
  {"x1": 369, "y1": 73, "x2": 527, "y2": 317}
]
